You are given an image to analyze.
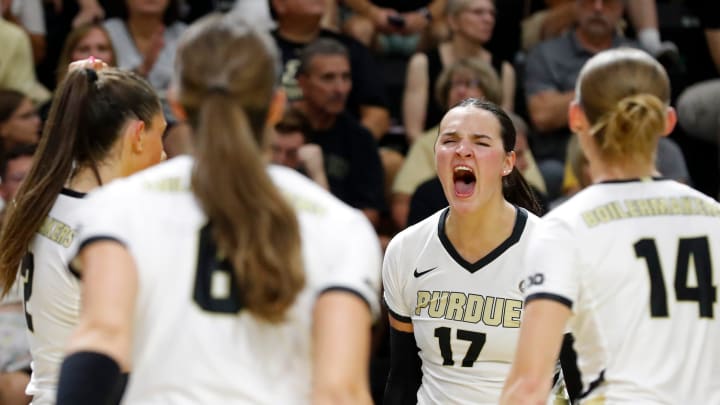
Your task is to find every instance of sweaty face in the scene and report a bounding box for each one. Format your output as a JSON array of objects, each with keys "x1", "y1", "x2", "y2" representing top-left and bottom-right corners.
[
  {"x1": 0, "y1": 98, "x2": 40, "y2": 145},
  {"x1": 271, "y1": 130, "x2": 305, "y2": 169},
  {"x1": 71, "y1": 27, "x2": 115, "y2": 66},
  {"x1": 299, "y1": 55, "x2": 352, "y2": 116},
  {"x1": 576, "y1": 0, "x2": 624, "y2": 40},
  {"x1": 435, "y1": 106, "x2": 513, "y2": 214}
]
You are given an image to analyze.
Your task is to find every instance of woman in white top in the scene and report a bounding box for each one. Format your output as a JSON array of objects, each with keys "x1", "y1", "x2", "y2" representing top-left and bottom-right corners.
[
  {"x1": 383, "y1": 98, "x2": 544, "y2": 404},
  {"x1": 0, "y1": 60, "x2": 165, "y2": 404},
  {"x1": 502, "y1": 48, "x2": 720, "y2": 404},
  {"x1": 103, "y1": 0, "x2": 186, "y2": 93}
]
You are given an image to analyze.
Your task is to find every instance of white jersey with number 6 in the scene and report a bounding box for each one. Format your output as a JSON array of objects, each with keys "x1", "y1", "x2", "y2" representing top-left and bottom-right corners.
[
  {"x1": 72, "y1": 156, "x2": 382, "y2": 404},
  {"x1": 524, "y1": 178, "x2": 720, "y2": 404}
]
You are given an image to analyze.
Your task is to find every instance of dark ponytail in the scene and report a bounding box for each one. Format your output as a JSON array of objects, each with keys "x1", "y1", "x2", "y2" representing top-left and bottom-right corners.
[{"x1": 0, "y1": 68, "x2": 160, "y2": 296}]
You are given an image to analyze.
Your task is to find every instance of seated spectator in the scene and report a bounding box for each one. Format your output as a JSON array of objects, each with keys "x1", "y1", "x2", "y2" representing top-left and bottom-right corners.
[
  {"x1": 270, "y1": 0, "x2": 389, "y2": 141},
  {"x1": 1, "y1": 0, "x2": 45, "y2": 63},
  {"x1": 676, "y1": 1, "x2": 720, "y2": 147},
  {"x1": 403, "y1": 0, "x2": 515, "y2": 144},
  {"x1": 0, "y1": 19, "x2": 50, "y2": 104},
  {"x1": 103, "y1": 0, "x2": 186, "y2": 94},
  {"x1": 392, "y1": 57, "x2": 502, "y2": 228},
  {"x1": 295, "y1": 38, "x2": 385, "y2": 227},
  {"x1": 677, "y1": 79, "x2": 720, "y2": 147},
  {"x1": 521, "y1": 0, "x2": 675, "y2": 57},
  {"x1": 0, "y1": 144, "x2": 36, "y2": 405},
  {"x1": 55, "y1": 22, "x2": 116, "y2": 84},
  {"x1": 0, "y1": 90, "x2": 40, "y2": 156},
  {"x1": 559, "y1": 135, "x2": 690, "y2": 206},
  {"x1": 270, "y1": 107, "x2": 329, "y2": 190},
  {"x1": 0, "y1": 144, "x2": 36, "y2": 214},
  {"x1": 524, "y1": 0, "x2": 635, "y2": 200},
  {"x1": 508, "y1": 111, "x2": 547, "y2": 196},
  {"x1": 341, "y1": 0, "x2": 447, "y2": 53}
]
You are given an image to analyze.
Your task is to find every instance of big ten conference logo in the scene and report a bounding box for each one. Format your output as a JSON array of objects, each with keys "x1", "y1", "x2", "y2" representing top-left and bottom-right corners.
[
  {"x1": 518, "y1": 273, "x2": 544, "y2": 293},
  {"x1": 414, "y1": 291, "x2": 522, "y2": 328}
]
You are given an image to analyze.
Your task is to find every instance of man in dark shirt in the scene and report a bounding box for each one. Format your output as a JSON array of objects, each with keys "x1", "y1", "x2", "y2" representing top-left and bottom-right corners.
[
  {"x1": 271, "y1": 0, "x2": 390, "y2": 141},
  {"x1": 524, "y1": 0, "x2": 634, "y2": 198},
  {"x1": 295, "y1": 38, "x2": 386, "y2": 227}
]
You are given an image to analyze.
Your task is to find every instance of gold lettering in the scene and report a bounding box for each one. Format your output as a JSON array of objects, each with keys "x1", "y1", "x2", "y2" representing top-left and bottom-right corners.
[
  {"x1": 446, "y1": 292, "x2": 467, "y2": 321},
  {"x1": 595, "y1": 205, "x2": 611, "y2": 223},
  {"x1": 582, "y1": 211, "x2": 598, "y2": 227},
  {"x1": 415, "y1": 291, "x2": 431, "y2": 316},
  {"x1": 503, "y1": 299, "x2": 523, "y2": 328},
  {"x1": 463, "y1": 294, "x2": 484, "y2": 323},
  {"x1": 482, "y1": 296, "x2": 504, "y2": 327},
  {"x1": 428, "y1": 291, "x2": 449, "y2": 318}
]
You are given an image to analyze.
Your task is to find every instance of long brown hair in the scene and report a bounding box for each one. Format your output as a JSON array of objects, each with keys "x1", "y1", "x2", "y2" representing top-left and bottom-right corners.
[
  {"x1": 0, "y1": 68, "x2": 161, "y2": 296},
  {"x1": 576, "y1": 48, "x2": 670, "y2": 165},
  {"x1": 175, "y1": 13, "x2": 304, "y2": 323}
]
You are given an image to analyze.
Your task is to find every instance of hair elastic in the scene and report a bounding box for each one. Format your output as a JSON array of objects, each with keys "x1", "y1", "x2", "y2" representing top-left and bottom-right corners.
[
  {"x1": 207, "y1": 84, "x2": 230, "y2": 95},
  {"x1": 85, "y1": 68, "x2": 98, "y2": 84}
]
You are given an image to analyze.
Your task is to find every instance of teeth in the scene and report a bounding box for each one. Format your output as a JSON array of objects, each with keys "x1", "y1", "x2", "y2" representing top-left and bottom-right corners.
[{"x1": 454, "y1": 166, "x2": 473, "y2": 173}]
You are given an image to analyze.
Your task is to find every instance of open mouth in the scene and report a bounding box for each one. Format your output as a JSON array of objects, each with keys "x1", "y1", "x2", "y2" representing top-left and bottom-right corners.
[{"x1": 453, "y1": 165, "x2": 476, "y2": 197}]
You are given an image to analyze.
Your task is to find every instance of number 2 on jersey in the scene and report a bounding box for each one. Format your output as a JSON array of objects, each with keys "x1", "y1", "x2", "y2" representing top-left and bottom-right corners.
[
  {"x1": 634, "y1": 236, "x2": 716, "y2": 318},
  {"x1": 434, "y1": 327, "x2": 486, "y2": 367}
]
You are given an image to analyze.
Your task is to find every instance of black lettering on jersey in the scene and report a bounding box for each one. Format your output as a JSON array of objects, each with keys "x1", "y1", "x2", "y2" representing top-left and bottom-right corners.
[
  {"x1": 21, "y1": 252, "x2": 35, "y2": 332},
  {"x1": 193, "y1": 223, "x2": 243, "y2": 314},
  {"x1": 635, "y1": 236, "x2": 716, "y2": 318},
  {"x1": 523, "y1": 273, "x2": 545, "y2": 290}
]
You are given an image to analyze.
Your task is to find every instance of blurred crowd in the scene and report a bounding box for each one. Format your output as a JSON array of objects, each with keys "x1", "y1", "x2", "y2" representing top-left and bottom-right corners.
[{"x1": 0, "y1": 1, "x2": 719, "y2": 403}]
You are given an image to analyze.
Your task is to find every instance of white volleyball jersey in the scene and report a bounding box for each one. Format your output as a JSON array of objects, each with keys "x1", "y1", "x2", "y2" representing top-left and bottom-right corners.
[
  {"x1": 383, "y1": 207, "x2": 539, "y2": 404},
  {"x1": 72, "y1": 156, "x2": 382, "y2": 404},
  {"x1": 24, "y1": 189, "x2": 86, "y2": 405},
  {"x1": 524, "y1": 178, "x2": 720, "y2": 404}
]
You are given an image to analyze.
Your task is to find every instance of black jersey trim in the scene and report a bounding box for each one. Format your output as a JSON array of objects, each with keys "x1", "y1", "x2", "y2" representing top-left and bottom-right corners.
[
  {"x1": 437, "y1": 206, "x2": 528, "y2": 273},
  {"x1": 579, "y1": 369, "x2": 606, "y2": 399},
  {"x1": 595, "y1": 176, "x2": 667, "y2": 185},
  {"x1": 68, "y1": 236, "x2": 128, "y2": 280},
  {"x1": 386, "y1": 303, "x2": 412, "y2": 323},
  {"x1": 60, "y1": 188, "x2": 87, "y2": 198},
  {"x1": 319, "y1": 286, "x2": 372, "y2": 312},
  {"x1": 525, "y1": 292, "x2": 573, "y2": 309}
]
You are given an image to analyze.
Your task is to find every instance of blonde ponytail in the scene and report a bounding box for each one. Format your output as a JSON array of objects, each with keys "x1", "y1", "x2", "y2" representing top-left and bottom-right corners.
[{"x1": 590, "y1": 94, "x2": 666, "y2": 162}]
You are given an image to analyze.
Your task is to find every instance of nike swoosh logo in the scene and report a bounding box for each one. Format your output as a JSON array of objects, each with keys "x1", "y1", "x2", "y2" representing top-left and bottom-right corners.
[{"x1": 413, "y1": 267, "x2": 438, "y2": 277}]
